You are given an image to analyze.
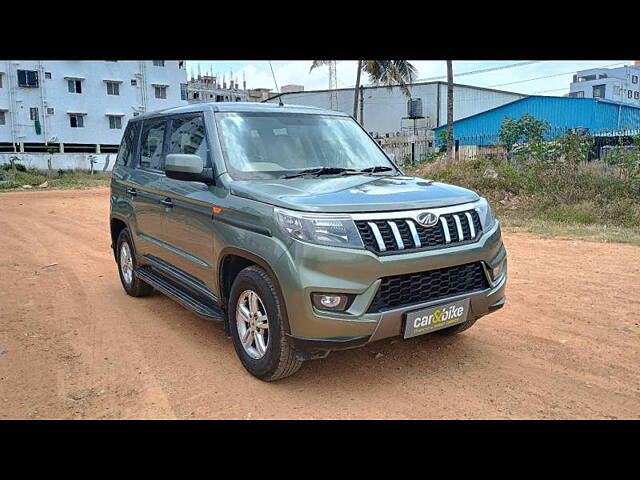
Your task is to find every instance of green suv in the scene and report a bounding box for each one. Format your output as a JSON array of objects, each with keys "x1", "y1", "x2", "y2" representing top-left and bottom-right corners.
[{"x1": 110, "y1": 103, "x2": 507, "y2": 381}]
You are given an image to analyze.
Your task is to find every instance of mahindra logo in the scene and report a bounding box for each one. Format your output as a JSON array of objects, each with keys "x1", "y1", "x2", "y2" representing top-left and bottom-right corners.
[{"x1": 416, "y1": 211, "x2": 439, "y2": 227}]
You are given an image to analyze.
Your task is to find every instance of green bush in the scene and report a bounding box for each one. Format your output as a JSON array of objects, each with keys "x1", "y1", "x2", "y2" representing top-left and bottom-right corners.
[{"x1": 407, "y1": 152, "x2": 640, "y2": 230}]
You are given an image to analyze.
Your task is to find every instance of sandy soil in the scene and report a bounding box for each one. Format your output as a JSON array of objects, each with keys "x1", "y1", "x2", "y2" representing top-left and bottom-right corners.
[{"x1": 0, "y1": 188, "x2": 638, "y2": 419}]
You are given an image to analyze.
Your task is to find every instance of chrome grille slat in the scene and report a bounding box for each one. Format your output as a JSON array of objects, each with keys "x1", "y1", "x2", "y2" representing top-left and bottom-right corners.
[
  {"x1": 440, "y1": 216, "x2": 451, "y2": 243},
  {"x1": 453, "y1": 214, "x2": 464, "y2": 241},
  {"x1": 387, "y1": 221, "x2": 404, "y2": 250},
  {"x1": 368, "y1": 222, "x2": 387, "y2": 252},
  {"x1": 465, "y1": 212, "x2": 476, "y2": 238},
  {"x1": 406, "y1": 220, "x2": 421, "y2": 248},
  {"x1": 356, "y1": 209, "x2": 482, "y2": 255}
]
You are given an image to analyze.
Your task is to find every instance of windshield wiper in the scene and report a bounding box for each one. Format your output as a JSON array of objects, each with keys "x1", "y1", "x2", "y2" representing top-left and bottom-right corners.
[
  {"x1": 357, "y1": 166, "x2": 396, "y2": 175},
  {"x1": 282, "y1": 167, "x2": 356, "y2": 179}
]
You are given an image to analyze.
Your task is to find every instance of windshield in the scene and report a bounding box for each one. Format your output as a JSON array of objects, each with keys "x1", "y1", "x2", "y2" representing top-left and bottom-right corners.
[{"x1": 215, "y1": 112, "x2": 397, "y2": 180}]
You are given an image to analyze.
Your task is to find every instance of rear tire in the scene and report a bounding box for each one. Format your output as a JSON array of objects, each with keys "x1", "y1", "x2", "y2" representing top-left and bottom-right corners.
[
  {"x1": 116, "y1": 228, "x2": 153, "y2": 297},
  {"x1": 435, "y1": 317, "x2": 478, "y2": 336},
  {"x1": 228, "y1": 265, "x2": 303, "y2": 381}
]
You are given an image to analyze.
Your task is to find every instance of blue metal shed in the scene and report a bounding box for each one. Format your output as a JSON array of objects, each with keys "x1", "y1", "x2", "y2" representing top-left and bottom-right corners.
[{"x1": 434, "y1": 96, "x2": 640, "y2": 146}]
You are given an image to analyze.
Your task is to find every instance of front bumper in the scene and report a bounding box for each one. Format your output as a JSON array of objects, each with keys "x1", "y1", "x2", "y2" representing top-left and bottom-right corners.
[{"x1": 274, "y1": 221, "x2": 507, "y2": 352}]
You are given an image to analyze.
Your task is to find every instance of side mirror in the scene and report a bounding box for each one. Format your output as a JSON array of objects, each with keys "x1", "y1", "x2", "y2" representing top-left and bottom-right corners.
[{"x1": 165, "y1": 154, "x2": 213, "y2": 184}]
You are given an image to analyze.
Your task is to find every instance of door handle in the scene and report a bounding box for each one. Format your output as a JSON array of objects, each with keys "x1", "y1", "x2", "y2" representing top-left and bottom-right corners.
[
  {"x1": 126, "y1": 187, "x2": 137, "y2": 196},
  {"x1": 160, "y1": 198, "x2": 173, "y2": 208}
]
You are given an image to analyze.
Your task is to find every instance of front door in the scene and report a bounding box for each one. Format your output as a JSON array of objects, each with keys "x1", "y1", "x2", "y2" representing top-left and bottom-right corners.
[{"x1": 157, "y1": 113, "x2": 217, "y2": 293}]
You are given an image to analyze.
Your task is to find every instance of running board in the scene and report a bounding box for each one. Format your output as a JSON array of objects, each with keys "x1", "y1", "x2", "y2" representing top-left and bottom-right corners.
[{"x1": 136, "y1": 267, "x2": 225, "y2": 321}]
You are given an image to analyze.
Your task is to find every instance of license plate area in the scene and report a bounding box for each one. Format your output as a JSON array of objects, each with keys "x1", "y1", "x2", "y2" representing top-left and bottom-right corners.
[{"x1": 403, "y1": 298, "x2": 470, "y2": 339}]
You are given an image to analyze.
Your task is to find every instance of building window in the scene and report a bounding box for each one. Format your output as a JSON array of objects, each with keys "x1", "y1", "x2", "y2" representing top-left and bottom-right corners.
[
  {"x1": 592, "y1": 85, "x2": 605, "y2": 98},
  {"x1": 0, "y1": 111, "x2": 6, "y2": 125},
  {"x1": 17, "y1": 69, "x2": 39, "y2": 88},
  {"x1": 68, "y1": 79, "x2": 82, "y2": 94},
  {"x1": 106, "y1": 81, "x2": 120, "y2": 95},
  {"x1": 633, "y1": 75, "x2": 638, "y2": 84},
  {"x1": 30, "y1": 107, "x2": 39, "y2": 121},
  {"x1": 178, "y1": 61, "x2": 185, "y2": 69},
  {"x1": 0, "y1": 74, "x2": 3, "y2": 88},
  {"x1": 154, "y1": 86, "x2": 167, "y2": 99},
  {"x1": 635, "y1": 92, "x2": 640, "y2": 100},
  {"x1": 47, "y1": 107, "x2": 55, "y2": 115},
  {"x1": 629, "y1": 90, "x2": 633, "y2": 99},
  {"x1": 45, "y1": 72, "x2": 51, "y2": 79},
  {"x1": 574, "y1": 90, "x2": 584, "y2": 98},
  {"x1": 192, "y1": 92, "x2": 200, "y2": 100},
  {"x1": 180, "y1": 83, "x2": 188, "y2": 101},
  {"x1": 131, "y1": 79, "x2": 137, "y2": 86},
  {"x1": 69, "y1": 114, "x2": 84, "y2": 128},
  {"x1": 152, "y1": 60, "x2": 165, "y2": 67},
  {"x1": 108, "y1": 115, "x2": 122, "y2": 129}
]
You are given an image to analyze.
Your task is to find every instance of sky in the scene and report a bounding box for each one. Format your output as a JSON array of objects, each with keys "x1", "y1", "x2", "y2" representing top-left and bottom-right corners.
[{"x1": 186, "y1": 60, "x2": 635, "y2": 96}]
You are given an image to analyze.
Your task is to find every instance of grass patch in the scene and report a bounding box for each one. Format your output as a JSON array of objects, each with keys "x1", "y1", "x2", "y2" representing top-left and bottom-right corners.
[
  {"x1": 0, "y1": 165, "x2": 111, "y2": 191},
  {"x1": 406, "y1": 156, "x2": 640, "y2": 246}
]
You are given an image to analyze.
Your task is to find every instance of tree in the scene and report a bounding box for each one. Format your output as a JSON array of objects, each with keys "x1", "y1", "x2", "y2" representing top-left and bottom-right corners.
[
  {"x1": 446, "y1": 60, "x2": 454, "y2": 164},
  {"x1": 310, "y1": 60, "x2": 417, "y2": 122}
]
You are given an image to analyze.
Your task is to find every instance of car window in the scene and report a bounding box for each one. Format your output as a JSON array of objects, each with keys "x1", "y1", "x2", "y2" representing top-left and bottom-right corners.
[
  {"x1": 139, "y1": 119, "x2": 166, "y2": 170},
  {"x1": 166, "y1": 115, "x2": 209, "y2": 166},
  {"x1": 116, "y1": 121, "x2": 139, "y2": 166},
  {"x1": 215, "y1": 112, "x2": 394, "y2": 180}
]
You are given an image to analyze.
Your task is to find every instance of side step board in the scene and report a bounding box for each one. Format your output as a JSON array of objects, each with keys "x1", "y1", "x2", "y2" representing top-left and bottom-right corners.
[{"x1": 135, "y1": 267, "x2": 225, "y2": 321}]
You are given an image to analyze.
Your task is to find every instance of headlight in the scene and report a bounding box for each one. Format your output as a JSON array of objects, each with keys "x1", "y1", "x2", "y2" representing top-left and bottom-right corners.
[
  {"x1": 476, "y1": 197, "x2": 496, "y2": 230},
  {"x1": 274, "y1": 207, "x2": 364, "y2": 249}
]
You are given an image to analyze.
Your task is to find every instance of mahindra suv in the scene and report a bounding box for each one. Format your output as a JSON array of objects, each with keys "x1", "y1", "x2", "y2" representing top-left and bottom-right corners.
[{"x1": 110, "y1": 103, "x2": 507, "y2": 381}]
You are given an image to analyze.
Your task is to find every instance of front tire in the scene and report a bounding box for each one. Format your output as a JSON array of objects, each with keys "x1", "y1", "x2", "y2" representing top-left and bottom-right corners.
[
  {"x1": 116, "y1": 228, "x2": 153, "y2": 297},
  {"x1": 228, "y1": 265, "x2": 302, "y2": 381}
]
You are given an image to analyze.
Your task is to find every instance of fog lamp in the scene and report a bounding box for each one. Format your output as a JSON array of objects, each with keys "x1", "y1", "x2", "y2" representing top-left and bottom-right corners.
[
  {"x1": 312, "y1": 293, "x2": 350, "y2": 311},
  {"x1": 491, "y1": 259, "x2": 506, "y2": 280}
]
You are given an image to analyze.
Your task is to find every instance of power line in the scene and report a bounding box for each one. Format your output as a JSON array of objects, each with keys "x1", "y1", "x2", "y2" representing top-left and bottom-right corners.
[
  {"x1": 330, "y1": 61, "x2": 543, "y2": 91},
  {"x1": 532, "y1": 87, "x2": 569, "y2": 94},
  {"x1": 489, "y1": 62, "x2": 628, "y2": 88},
  {"x1": 413, "y1": 61, "x2": 543, "y2": 82}
]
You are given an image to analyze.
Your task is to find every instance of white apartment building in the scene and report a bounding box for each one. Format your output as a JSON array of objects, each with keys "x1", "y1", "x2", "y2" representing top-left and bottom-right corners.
[
  {"x1": 0, "y1": 60, "x2": 188, "y2": 153},
  {"x1": 569, "y1": 63, "x2": 640, "y2": 105}
]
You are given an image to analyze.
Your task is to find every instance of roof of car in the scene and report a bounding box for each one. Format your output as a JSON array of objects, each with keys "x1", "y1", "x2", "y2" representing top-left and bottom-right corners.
[{"x1": 130, "y1": 102, "x2": 349, "y2": 120}]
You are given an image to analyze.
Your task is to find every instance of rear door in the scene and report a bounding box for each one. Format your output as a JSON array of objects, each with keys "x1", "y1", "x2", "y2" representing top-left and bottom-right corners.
[
  {"x1": 158, "y1": 113, "x2": 217, "y2": 292},
  {"x1": 127, "y1": 116, "x2": 172, "y2": 259}
]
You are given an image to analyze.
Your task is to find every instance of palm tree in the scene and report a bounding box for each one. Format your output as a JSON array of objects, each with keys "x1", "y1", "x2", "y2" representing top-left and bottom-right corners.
[
  {"x1": 310, "y1": 60, "x2": 417, "y2": 122},
  {"x1": 446, "y1": 60, "x2": 454, "y2": 164}
]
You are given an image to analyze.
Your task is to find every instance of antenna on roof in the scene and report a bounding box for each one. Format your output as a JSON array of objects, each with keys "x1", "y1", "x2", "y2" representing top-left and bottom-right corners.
[{"x1": 269, "y1": 60, "x2": 284, "y2": 106}]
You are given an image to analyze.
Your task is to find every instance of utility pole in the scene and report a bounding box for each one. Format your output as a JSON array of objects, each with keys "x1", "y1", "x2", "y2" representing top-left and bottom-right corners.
[
  {"x1": 359, "y1": 86, "x2": 364, "y2": 125},
  {"x1": 446, "y1": 60, "x2": 454, "y2": 164},
  {"x1": 328, "y1": 60, "x2": 338, "y2": 110}
]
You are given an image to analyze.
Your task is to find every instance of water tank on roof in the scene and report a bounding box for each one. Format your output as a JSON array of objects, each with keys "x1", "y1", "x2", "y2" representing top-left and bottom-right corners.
[{"x1": 407, "y1": 98, "x2": 423, "y2": 119}]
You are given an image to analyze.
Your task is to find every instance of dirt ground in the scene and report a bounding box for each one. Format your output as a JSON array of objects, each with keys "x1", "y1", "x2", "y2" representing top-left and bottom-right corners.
[{"x1": 0, "y1": 188, "x2": 638, "y2": 419}]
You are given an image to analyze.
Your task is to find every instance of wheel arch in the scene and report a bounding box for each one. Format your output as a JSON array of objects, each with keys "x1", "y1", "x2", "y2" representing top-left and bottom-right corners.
[
  {"x1": 218, "y1": 247, "x2": 291, "y2": 335},
  {"x1": 110, "y1": 215, "x2": 129, "y2": 261}
]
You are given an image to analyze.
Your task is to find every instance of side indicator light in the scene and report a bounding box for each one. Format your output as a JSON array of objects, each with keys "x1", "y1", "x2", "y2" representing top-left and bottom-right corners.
[{"x1": 212, "y1": 206, "x2": 222, "y2": 214}]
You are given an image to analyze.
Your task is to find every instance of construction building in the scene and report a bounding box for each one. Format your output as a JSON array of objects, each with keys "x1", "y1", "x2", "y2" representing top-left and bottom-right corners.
[
  {"x1": 0, "y1": 60, "x2": 188, "y2": 153},
  {"x1": 187, "y1": 73, "x2": 249, "y2": 104}
]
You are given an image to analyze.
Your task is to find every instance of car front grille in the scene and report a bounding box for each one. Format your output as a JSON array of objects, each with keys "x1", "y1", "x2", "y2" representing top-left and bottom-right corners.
[
  {"x1": 367, "y1": 262, "x2": 489, "y2": 312},
  {"x1": 355, "y1": 209, "x2": 482, "y2": 255}
]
